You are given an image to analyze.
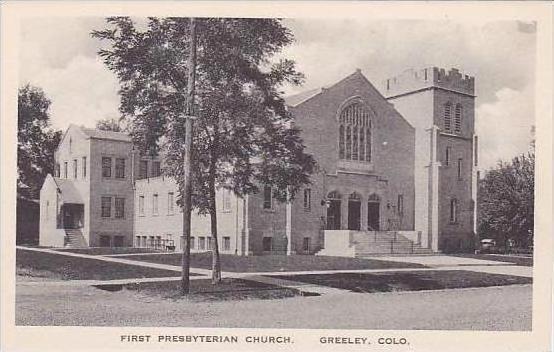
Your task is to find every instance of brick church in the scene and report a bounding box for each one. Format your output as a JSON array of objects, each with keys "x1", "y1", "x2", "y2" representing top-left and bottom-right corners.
[{"x1": 39, "y1": 66, "x2": 478, "y2": 255}]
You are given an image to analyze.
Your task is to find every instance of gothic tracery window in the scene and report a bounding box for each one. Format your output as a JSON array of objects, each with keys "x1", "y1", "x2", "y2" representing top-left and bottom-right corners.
[{"x1": 338, "y1": 102, "x2": 372, "y2": 162}]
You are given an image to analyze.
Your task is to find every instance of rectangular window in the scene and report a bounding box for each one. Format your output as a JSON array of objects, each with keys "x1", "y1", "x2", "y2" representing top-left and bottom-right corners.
[
  {"x1": 64, "y1": 161, "x2": 68, "y2": 178},
  {"x1": 101, "y1": 196, "x2": 111, "y2": 218},
  {"x1": 474, "y1": 136, "x2": 479, "y2": 166},
  {"x1": 138, "y1": 195, "x2": 145, "y2": 216},
  {"x1": 167, "y1": 192, "x2": 174, "y2": 215},
  {"x1": 139, "y1": 160, "x2": 148, "y2": 179},
  {"x1": 115, "y1": 158, "x2": 125, "y2": 178},
  {"x1": 135, "y1": 236, "x2": 141, "y2": 247},
  {"x1": 397, "y1": 194, "x2": 404, "y2": 215},
  {"x1": 303, "y1": 188, "x2": 311, "y2": 211},
  {"x1": 223, "y1": 236, "x2": 231, "y2": 251},
  {"x1": 55, "y1": 163, "x2": 60, "y2": 177},
  {"x1": 199, "y1": 237, "x2": 206, "y2": 250},
  {"x1": 141, "y1": 236, "x2": 147, "y2": 247},
  {"x1": 303, "y1": 237, "x2": 311, "y2": 252},
  {"x1": 222, "y1": 189, "x2": 231, "y2": 211},
  {"x1": 151, "y1": 161, "x2": 161, "y2": 177},
  {"x1": 263, "y1": 186, "x2": 273, "y2": 210},
  {"x1": 207, "y1": 237, "x2": 213, "y2": 250},
  {"x1": 262, "y1": 237, "x2": 273, "y2": 252},
  {"x1": 445, "y1": 147, "x2": 451, "y2": 166},
  {"x1": 73, "y1": 159, "x2": 78, "y2": 178},
  {"x1": 82, "y1": 156, "x2": 86, "y2": 178},
  {"x1": 190, "y1": 237, "x2": 195, "y2": 250},
  {"x1": 450, "y1": 199, "x2": 458, "y2": 223},
  {"x1": 152, "y1": 194, "x2": 159, "y2": 215},
  {"x1": 115, "y1": 197, "x2": 125, "y2": 218},
  {"x1": 457, "y1": 158, "x2": 463, "y2": 180},
  {"x1": 102, "y1": 157, "x2": 112, "y2": 178}
]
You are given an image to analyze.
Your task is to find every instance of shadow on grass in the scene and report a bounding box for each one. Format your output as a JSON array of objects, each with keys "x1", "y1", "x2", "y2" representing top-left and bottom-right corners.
[
  {"x1": 99, "y1": 278, "x2": 317, "y2": 301},
  {"x1": 268, "y1": 270, "x2": 532, "y2": 293},
  {"x1": 116, "y1": 252, "x2": 426, "y2": 272},
  {"x1": 16, "y1": 249, "x2": 182, "y2": 280}
]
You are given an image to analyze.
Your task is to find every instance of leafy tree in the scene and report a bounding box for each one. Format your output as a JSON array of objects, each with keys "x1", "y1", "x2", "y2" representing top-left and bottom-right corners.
[
  {"x1": 478, "y1": 149, "x2": 535, "y2": 250},
  {"x1": 17, "y1": 84, "x2": 62, "y2": 199},
  {"x1": 96, "y1": 117, "x2": 126, "y2": 132},
  {"x1": 93, "y1": 17, "x2": 315, "y2": 282}
]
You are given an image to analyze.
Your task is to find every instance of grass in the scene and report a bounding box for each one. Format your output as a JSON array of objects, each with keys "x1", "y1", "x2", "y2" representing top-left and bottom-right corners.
[
  {"x1": 53, "y1": 247, "x2": 163, "y2": 256},
  {"x1": 451, "y1": 254, "x2": 533, "y2": 267},
  {"x1": 16, "y1": 248, "x2": 185, "y2": 280},
  {"x1": 109, "y1": 278, "x2": 304, "y2": 301},
  {"x1": 116, "y1": 252, "x2": 426, "y2": 272},
  {"x1": 268, "y1": 270, "x2": 532, "y2": 293}
]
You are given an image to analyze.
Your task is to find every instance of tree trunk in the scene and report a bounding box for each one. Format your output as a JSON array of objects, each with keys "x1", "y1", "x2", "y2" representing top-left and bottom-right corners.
[
  {"x1": 180, "y1": 17, "x2": 197, "y2": 295},
  {"x1": 209, "y1": 175, "x2": 222, "y2": 283},
  {"x1": 209, "y1": 121, "x2": 222, "y2": 284}
]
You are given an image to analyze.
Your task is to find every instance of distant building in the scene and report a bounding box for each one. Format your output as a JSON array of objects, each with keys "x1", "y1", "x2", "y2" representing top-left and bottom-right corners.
[{"x1": 39, "y1": 67, "x2": 477, "y2": 255}]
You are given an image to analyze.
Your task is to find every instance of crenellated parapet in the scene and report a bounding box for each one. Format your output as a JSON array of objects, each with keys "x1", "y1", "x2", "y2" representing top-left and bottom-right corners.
[{"x1": 383, "y1": 67, "x2": 475, "y2": 98}]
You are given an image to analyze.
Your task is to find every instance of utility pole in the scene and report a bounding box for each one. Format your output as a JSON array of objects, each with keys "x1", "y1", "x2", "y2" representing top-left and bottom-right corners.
[{"x1": 181, "y1": 17, "x2": 197, "y2": 295}]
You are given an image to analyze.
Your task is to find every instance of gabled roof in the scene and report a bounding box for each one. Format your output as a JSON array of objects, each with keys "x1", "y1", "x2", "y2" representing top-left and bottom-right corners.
[
  {"x1": 284, "y1": 87, "x2": 325, "y2": 107},
  {"x1": 53, "y1": 178, "x2": 83, "y2": 204},
  {"x1": 284, "y1": 69, "x2": 374, "y2": 108},
  {"x1": 80, "y1": 126, "x2": 132, "y2": 142}
]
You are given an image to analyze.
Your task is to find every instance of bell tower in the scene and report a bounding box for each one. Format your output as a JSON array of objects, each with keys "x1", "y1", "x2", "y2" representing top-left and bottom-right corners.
[{"x1": 382, "y1": 67, "x2": 477, "y2": 252}]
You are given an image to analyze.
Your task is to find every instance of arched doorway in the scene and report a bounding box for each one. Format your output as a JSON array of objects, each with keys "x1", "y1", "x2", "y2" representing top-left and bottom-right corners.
[
  {"x1": 367, "y1": 193, "x2": 380, "y2": 230},
  {"x1": 326, "y1": 191, "x2": 341, "y2": 230},
  {"x1": 348, "y1": 192, "x2": 362, "y2": 230}
]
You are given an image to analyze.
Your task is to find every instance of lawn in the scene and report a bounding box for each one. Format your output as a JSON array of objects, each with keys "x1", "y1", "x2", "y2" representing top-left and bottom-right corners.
[
  {"x1": 268, "y1": 270, "x2": 532, "y2": 293},
  {"x1": 116, "y1": 252, "x2": 426, "y2": 272},
  {"x1": 53, "y1": 247, "x2": 162, "y2": 256},
  {"x1": 451, "y1": 254, "x2": 533, "y2": 267},
  {"x1": 16, "y1": 249, "x2": 185, "y2": 280},
  {"x1": 108, "y1": 278, "x2": 305, "y2": 301}
]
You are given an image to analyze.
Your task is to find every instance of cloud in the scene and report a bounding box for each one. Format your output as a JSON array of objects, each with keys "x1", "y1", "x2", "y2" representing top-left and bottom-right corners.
[
  {"x1": 476, "y1": 84, "x2": 535, "y2": 170},
  {"x1": 24, "y1": 55, "x2": 120, "y2": 130}
]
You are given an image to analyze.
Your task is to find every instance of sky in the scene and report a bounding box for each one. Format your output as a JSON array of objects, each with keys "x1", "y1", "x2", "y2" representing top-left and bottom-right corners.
[{"x1": 19, "y1": 17, "x2": 536, "y2": 171}]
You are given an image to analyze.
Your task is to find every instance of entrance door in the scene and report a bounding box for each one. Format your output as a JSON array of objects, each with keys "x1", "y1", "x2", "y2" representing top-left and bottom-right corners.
[
  {"x1": 326, "y1": 200, "x2": 341, "y2": 230},
  {"x1": 348, "y1": 201, "x2": 361, "y2": 230},
  {"x1": 62, "y1": 204, "x2": 84, "y2": 229},
  {"x1": 367, "y1": 202, "x2": 380, "y2": 230}
]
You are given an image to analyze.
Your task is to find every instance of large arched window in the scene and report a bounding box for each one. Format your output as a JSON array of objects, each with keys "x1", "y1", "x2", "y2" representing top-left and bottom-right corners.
[
  {"x1": 454, "y1": 104, "x2": 462, "y2": 133},
  {"x1": 338, "y1": 102, "x2": 372, "y2": 162},
  {"x1": 444, "y1": 102, "x2": 452, "y2": 132}
]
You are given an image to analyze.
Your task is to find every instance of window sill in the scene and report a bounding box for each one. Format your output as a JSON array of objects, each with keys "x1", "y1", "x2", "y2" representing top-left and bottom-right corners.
[{"x1": 263, "y1": 208, "x2": 276, "y2": 213}]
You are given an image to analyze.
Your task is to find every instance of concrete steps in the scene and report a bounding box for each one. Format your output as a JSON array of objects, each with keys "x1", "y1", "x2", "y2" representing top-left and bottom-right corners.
[
  {"x1": 353, "y1": 231, "x2": 432, "y2": 256},
  {"x1": 64, "y1": 229, "x2": 87, "y2": 248}
]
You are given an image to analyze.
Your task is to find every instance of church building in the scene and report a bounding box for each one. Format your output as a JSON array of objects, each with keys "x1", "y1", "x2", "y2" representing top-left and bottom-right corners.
[{"x1": 39, "y1": 66, "x2": 478, "y2": 255}]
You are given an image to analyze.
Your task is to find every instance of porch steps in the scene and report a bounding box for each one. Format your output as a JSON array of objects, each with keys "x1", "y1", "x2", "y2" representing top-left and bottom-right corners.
[
  {"x1": 64, "y1": 229, "x2": 87, "y2": 248},
  {"x1": 353, "y1": 231, "x2": 433, "y2": 256}
]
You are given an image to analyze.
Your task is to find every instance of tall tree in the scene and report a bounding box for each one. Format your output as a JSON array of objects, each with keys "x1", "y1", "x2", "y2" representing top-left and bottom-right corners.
[
  {"x1": 93, "y1": 17, "x2": 315, "y2": 283},
  {"x1": 96, "y1": 117, "x2": 126, "y2": 132},
  {"x1": 478, "y1": 148, "x2": 535, "y2": 250},
  {"x1": 17, "y1": 84, "x2": 61, "y2": 199}
]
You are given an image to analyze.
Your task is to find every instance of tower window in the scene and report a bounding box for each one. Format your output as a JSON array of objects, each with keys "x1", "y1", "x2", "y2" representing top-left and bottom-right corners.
[
  {"x1": 338, "y1": 101, "x2": 372, "y2": 162},
  {"x1": 64, "y1": 161, "x2": 68, "y2": 178},
  {"x1": 445, "y1": 146, "x2": 451, "y2": 166},
  {"x1": 450, "y1": 198, "x2": 458, "y2": 223},
  {"x1": 73, "y1": 159, "x2": 78, "y2": 178},
  {"x1": 444, "y1": 103, "x2": 452, "y2": 132},
  {"x1": 303, "y1": 188, "x2": 311, "y2": 211},
  {"x1": 82, "y1": 157, "x2": 87, "y2": 178},
  {"x1": 263, "y1": 186, "x2": 273, "y2": 210},
  {"x1": 454, "y1": 104, "x2": 462, "y2": 133},
  {"x1": 457, "y1": 158, "x2": 463, "y2": 180}
]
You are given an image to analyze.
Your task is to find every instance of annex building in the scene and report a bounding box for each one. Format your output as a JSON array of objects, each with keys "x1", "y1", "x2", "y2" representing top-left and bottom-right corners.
[{"x1": 39, "y1": 67, "x2": 478, "y2": 256}]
